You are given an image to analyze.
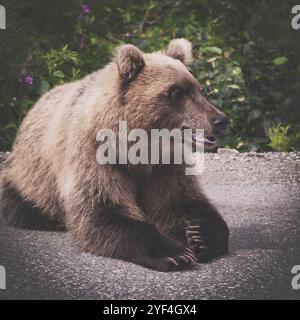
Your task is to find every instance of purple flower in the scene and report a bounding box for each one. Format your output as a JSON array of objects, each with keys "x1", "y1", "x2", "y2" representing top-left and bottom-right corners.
[
  {"x1": 77, "y1": 4, "x2": 91, "y2": 20},
  {"x1": 24, "y1": 75, "x2": 33, "y2": 85},
  {"x1": 81, "y1": 4, "x2": 91, "y2": 14},
  {"x1": 20, "y1": 73, "x2": 33, "y2": 86}
]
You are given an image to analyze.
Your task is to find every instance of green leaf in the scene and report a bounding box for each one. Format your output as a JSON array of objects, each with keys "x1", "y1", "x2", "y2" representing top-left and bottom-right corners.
[
  {"x1": 231, "y1": 67, "x2": 241, "y2": 75},
  {"x1": 273, "y1": 57, "x2": 288, "y2": 65},
  {"x1": 203, "y1": 46, "x2": 223, "y2": 55},
  {"x1": 5, "y1": 122, "x2": 17, "y2": 129},
  {"x1": 36, "y1": 80, "x2": 50, "y2": 96},
  {"x1": 207, "y1": 56, "x2": 219, "y2": 63},
  {"x1": 228, "y1": 84, "x2": 240, "y2": 90},
  {"x1": 53, "y1": 70, "x2": 65, "y2": 78}
]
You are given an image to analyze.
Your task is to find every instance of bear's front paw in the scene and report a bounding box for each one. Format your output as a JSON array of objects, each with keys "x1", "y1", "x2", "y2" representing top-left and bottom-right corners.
[
  {"x1": 152, "y1": 246, "x2": 197, "y2": 272},
  {"x1": 160, "y1": 248, "x2": 197, "y2": 271},
  {"x1": 141, "y1": 246, "x2": 197, "y2": 272},
  {"x1": 185, "y1": 217, "x2": 229, "y2": 262}
]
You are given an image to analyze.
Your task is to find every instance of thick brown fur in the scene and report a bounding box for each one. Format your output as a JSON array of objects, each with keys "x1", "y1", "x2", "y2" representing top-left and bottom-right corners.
[{"x1": 0, "y1": 39, "x2": 229, "y2": 271}]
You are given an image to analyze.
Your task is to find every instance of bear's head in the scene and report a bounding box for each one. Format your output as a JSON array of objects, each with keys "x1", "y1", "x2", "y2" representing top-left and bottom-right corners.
[{"x1": 114, "y1": 38, "x2": 228, "y2": 150}]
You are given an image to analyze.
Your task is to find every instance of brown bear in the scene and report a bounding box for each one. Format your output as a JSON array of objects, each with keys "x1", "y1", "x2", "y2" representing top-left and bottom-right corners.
[{"x1": 0, "y1": 39, "x2": 229, "y2": 271}]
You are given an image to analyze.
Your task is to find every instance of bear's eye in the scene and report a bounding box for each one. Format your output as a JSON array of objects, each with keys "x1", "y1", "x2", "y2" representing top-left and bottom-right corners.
[{"x1": 169, "y1": 86, "x2": 185, "y2": 101}]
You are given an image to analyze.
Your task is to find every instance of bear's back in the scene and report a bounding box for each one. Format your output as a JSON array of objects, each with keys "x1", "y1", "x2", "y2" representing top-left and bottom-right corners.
[{"x1": 1, "y1": 81, "x2": 83, "y2": 217}]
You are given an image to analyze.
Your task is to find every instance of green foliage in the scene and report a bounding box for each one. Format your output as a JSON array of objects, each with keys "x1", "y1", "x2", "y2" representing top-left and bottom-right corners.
[
  {"x1": 268, "y1": 124, "x2": 292, "y2": 152},
  {"x1": 0, "y1": 0, "x2": 299, "y2": 151},
  {"x1": 273, "y1": 57, "x2": 288, "y2": 66},
  {"x1": 31, "y1": 45, "x2": 80, "y2": 94},
  {"x1": 268, "y1": 124, "x2": 300, "y2": 152}
]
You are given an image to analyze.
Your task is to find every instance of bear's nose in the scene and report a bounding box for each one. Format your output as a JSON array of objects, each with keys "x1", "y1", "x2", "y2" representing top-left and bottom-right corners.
[{"x1": 212, "y1": 116, "x2": 229, "y2": 135}]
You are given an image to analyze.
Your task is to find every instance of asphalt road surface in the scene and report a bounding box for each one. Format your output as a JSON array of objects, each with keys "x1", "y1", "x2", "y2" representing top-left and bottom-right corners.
[{"x1": 0, "y1": 151, "x2": 300, "y2": 300}]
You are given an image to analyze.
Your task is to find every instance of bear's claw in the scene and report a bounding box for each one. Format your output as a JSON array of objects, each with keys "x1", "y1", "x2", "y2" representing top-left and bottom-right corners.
[
  {"x1": 160, "y1": 247, "x2": 197, "y2": 271},
  {"x1": 185, "y1": 217, "x2": 229, "y2": 262},
  {"x1": 185, "y1": 219, "x2": 215, "y2": 262}
]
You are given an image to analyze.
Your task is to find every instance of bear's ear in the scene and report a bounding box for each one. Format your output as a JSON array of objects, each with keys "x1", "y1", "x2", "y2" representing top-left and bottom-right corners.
[
  {"x1": 165, "y1": 38, "x2": 193, "y2": 65},
  {"x1": 114, "y1": 44, "x2": 145, "y2": 85}
]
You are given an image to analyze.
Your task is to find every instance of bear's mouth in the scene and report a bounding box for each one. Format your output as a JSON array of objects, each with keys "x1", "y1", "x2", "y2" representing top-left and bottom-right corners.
[
  {"x1": 180, "y1": 127, "x2": 217, "y2": 150},
  {"x1": 192, "y1": 133, "x2": 216, "y2": 146}
]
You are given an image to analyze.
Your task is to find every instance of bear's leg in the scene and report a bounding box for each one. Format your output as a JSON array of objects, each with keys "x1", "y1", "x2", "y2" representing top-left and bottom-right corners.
[
  {"x1": 179, "y1": 199, "x2": 229, "y2": 262},
  {"x1": 0, "y1": 178, "x2": 65, "y2": 231},
  {"x1": 64, "y1": 202, "x2": 197, "y2": 271},
  {"x1": 143, "y1": 171, "x2": 229, "y2": 263}
]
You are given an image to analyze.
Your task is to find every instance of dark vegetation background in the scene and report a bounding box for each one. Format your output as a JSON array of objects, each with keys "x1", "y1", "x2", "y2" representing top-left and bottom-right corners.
[{"x1": 0, "y1": 0, "x2": 299, "y2": 152}]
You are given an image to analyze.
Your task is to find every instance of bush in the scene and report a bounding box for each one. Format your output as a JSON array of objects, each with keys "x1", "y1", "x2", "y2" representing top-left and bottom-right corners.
[
  {"x1": 268, "y1": 124, "x2": 300, "y2": 152},
  {"x1": 0, "y1": 0, "x2": 299, "y2": 152}
]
